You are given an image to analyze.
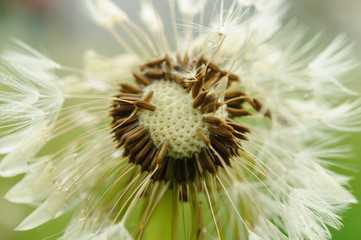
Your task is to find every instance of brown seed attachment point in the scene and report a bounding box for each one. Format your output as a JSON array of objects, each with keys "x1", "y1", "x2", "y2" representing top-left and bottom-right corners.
[
  {"x1": 135, "y1": 100, "x2": 156, "y2": 111},
  {"x1": 226, "y1": 118, "x2": 250, "y2": 133},
  {"x1": 225, "y1": 90, "x2": 245, "y2": 99},
  {"x1": 142, "y1": 91, "x2": 154, "y2": 102},
  {"x1": 197, "y1": 129, "x2": 211, "y2": 146},
  {"x1": 133, "y1": 73, "x2": 151, "y2": 86},
  {"x1": 208, "y1": 125, "x2": 233, "y2": 138},
  {"x1": 203, "y1": 116, "x2": 222, "y2": 125},
  {"x1": 151, "y1": 140, "x2": 169, "y2": 172},
  {"x1": 193, "y1": 91, "x2": 208, "y2": 109},
  {"x1": 143, "y1": 68, "x2": 164, "y2": 79},
  {"x1": 227, "y1": 108, "x2": 251, "y2": 117},
  {"x1": 120, "y1": 83, "x2": 144, "y2": 94},
  {"x1": 142, "y1": 57, "x2": 165, "y2": 69}
]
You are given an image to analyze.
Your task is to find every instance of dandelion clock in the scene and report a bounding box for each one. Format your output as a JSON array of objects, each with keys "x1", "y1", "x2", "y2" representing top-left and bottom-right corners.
[{"x1": 0, "y1": 0, "x2": 360, "y2": 239}]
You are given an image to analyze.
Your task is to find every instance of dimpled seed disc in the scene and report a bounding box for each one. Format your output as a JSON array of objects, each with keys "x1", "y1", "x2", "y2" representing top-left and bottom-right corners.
[{"x1": 138, "y1": 80, "x2": 209, "y2": 159}]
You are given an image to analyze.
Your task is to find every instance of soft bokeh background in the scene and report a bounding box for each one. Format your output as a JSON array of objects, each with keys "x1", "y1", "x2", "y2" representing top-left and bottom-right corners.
[{"x1": 0, "y1": 0, "x2": 360, "y2": 239}]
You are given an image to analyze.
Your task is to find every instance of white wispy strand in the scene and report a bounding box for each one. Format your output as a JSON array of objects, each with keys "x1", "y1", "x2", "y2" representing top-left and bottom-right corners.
[
  {"x1": 5, "y1": 157, "x2": 56, "y2": 204},
  {"x1": 14, "y1": 134, "x2": 116, "y2": 230},
  {"x1": 0, "y1": 42, "x2": 64, "y2": 177},
  {"x1": 252, "y1": 217, "x2": 287, "y2": 240},
  {"x1": 209, "y1": 2, "x2": 255, "y2": 37},
  {"x1": 15, "y1": 189, "x2": 68, "y2": 231},
  {"x1": 85, "y1": 0, "x2": 128, "y2": 29},
  {"x1": 61, "y1": 218, "x2": 132, "y2": 240},
  {"x1": 283, "y1": 188, "x2": 349, "y2": 239},
  {"x1": 307, "y1": 35, "x2": 358, "y2": 79},
  {"x1": 248, "y1": 231, "x2": 263, "y2": 240},
  {"x1": 2, "y1": 39, "x2": 61, "y2": 74},
  {"x1": 307, "y1": 35, "x2": 360, "y2": 95},
  {"x1": 59, "y1": 53, "x2": 138, "y2": 95},
  {"x1": 177, "y1": 0, "x2": 207, "y2": 16},
  {"x1": 237, "y1": 0, "x2": 287, "y2": 45},
  {"x1": 81, "y1": 50, "x2": 138, "y2": 92},
  {"x1": 139, "y1": 0, "x2": 164, "y2": 32},
  {"x1": 14, "y1": 141, "x2": 114, "y2": 231},
  {"x1": 286, "y1": 100, "x2": 361, "y2": 132}
]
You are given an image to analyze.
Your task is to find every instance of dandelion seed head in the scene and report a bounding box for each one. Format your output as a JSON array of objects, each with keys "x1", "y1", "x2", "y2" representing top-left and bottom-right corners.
[{"x1": 0, "y1": 0, "x2": 360, "y2": 239}]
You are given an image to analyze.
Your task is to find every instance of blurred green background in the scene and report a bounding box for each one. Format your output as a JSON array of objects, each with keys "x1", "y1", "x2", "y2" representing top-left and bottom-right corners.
[{"x1": 0, "y1": 0, "x2": 360, "y2": 239}]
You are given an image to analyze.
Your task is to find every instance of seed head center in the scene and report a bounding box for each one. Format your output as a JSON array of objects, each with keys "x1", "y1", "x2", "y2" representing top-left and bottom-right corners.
[
  {"x1": 138, "y1": 80, "x2": 209, "y2": 159},
  {"x1": 110, "y1": 55, "x2": 267, "y2": 182}
]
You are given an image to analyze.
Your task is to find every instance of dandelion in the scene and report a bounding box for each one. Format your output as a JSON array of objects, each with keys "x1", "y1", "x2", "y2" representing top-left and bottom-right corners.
[{"x1": 1, "y1": 0, "x2": 360, "y2": 239}]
